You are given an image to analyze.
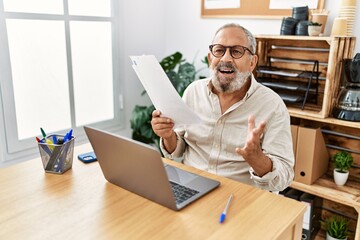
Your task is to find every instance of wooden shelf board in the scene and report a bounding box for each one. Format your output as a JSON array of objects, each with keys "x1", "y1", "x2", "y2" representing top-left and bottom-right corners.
[
  {"x1": 255, "y1": 34, "x2": 333, "y2": 41},
  {"x1": 291, "y1": 176, "x2": 360, "y2": 210},
  {"x1": 314, "y1": 229, "x2": 326, "y2": 240},
  {"x1": 290, "y1": 110, "x2": 360, "y2": 128}
]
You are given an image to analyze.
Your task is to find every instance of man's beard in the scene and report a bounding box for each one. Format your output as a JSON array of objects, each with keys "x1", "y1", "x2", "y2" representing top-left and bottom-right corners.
[{"x1": 210, "y1": 62, "x2": 251, "y2": 93}]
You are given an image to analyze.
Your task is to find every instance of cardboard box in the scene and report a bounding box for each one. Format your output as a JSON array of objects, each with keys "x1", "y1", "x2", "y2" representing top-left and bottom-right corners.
[
  {"x1": 294, "y1": 127, "x2": 329, "y2": 185},
  {"x1": 291, "y1": 125, "x2": 299, "y2": 155}
]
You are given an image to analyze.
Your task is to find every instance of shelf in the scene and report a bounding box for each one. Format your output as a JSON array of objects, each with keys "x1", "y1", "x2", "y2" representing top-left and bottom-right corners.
[
  {"x1": 290, "y1": 112, "x2": 360, "y2": 128},
  {"x1": 257, "y1": 66, "x2": 320, "y2": 79},
  {"x1": 257, "y1": 63, "x2": 319, "y2": 109},
  {"x1": 256, "y1": 35, "x2": 360, "y2": 240},
  {"x1": 255, "y1": 35, "x2": 356, "y2": 118},
  {"x1": 254, "y1": 34, "x2": 333, "y2": 42},
  {"x1": 291, "y1": 176, "x2": 360, "y2": 209},
  {"x1": 257, "y1": 66, "x2": 302, "y2": 77},
  {"x1": 258, "y1": 78, "x2": 317, "y2": 92},
  {"x1": 278, "y1": 93, "x2": 304, "y2": 103}
]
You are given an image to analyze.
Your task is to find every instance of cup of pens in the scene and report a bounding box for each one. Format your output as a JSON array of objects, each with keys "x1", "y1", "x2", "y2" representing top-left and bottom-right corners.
[{"x1": 37, "y1": 128, "x2": 75, "y2": 174}]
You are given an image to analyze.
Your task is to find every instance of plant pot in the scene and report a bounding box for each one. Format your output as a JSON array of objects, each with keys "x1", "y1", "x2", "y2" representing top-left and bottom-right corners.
[
  {"x1": 326, "y1": 232, "x2": 347, "y2": 240},
  {"x1": 333, "y1": 169, "x2": 349, "y2": 186},
  {"x1": 308, "y1": 25, "x2": 322, "y2": 36}
]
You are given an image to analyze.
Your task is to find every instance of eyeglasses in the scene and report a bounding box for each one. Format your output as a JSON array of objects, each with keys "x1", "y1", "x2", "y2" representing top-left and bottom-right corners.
[{"x1": 209, "y1": 44, "x2": 254, "y2": 59}]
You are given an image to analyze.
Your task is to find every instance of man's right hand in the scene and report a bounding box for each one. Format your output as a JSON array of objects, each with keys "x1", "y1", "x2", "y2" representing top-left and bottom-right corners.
[
  {"x1": 151, "y1": 110, "x2": 175, "y2": 139},
  {"x1": 151, "y1": 110, "x2": 177, "y2": 153}
]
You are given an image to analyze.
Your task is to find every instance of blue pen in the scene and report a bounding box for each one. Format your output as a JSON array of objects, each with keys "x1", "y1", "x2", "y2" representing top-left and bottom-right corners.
[{"x1": 219, "y1": 194, "x2": 233, "y2": 223}]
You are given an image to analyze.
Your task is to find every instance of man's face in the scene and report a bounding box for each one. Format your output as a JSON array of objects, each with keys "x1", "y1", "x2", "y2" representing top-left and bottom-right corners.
[{"x1": 208, "y1": 27, "x2": 258, "y2": 93}]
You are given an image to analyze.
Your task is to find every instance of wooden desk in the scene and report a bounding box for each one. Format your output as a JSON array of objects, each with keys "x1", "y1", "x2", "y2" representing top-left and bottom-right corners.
[{"x1": 0, "y1": 143, "x2": 306, "y2": 239}]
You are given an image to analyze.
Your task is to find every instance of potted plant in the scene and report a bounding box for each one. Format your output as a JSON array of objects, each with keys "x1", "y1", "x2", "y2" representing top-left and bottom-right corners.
[
  {"x1": 308, "y1": 22, "x2": 322, "y2": 36},
  {"x1": 130, "y1": 52, "x2": 208, "y2": 148},
  {"x1": 332, "y1": 151, "x2": 353, "y2": 186},
  {"x1": 322, "y1": 215, "x2": 349, "y2": 240}
]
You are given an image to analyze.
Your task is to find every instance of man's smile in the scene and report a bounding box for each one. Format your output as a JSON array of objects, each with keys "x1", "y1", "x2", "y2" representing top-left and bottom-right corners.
[{"x1": 218, "y1": 67, "x2": 235, "y2": 74}]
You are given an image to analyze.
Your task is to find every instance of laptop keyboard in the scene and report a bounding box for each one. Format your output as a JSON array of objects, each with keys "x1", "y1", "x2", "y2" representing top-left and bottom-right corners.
[{"x1": 170, "y1": 181, "x2": 199, "y2": 205}]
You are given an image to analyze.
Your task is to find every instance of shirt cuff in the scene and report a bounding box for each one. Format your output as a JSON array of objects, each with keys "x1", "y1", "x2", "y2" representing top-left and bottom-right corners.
[
  {"x1": 159, "y1": 132, "x2": 183, "y2": 159},
  {"x1": 249, "y1": 157, "x2": 278, "y2": 184}
]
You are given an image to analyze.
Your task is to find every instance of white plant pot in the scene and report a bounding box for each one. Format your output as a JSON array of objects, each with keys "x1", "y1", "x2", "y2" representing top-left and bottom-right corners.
[
  {"x1": 326, "y1": 232, "x2": 347, "y2": 240},
  {"x1": 333, "y1": 169, "x2": 349, "y2": 186},
  {"x1": 308, "y1": 25, "x2": 322, "y2": 36}
]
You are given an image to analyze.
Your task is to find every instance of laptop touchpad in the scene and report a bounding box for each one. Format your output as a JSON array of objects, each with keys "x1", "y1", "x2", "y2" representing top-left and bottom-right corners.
[{"x1": 165, "y1": 165, "x2": 197, "y2": 185}]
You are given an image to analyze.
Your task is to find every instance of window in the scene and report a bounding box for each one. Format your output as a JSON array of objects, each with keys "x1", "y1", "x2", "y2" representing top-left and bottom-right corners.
[{"x1": 0, "y1": 0, "x2": 122, "y2": 162}]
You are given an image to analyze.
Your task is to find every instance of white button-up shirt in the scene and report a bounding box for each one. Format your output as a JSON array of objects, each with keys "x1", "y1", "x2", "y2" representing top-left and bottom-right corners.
[{"x1": 160, "y1": 75, "x2": 294, "y2": 191}]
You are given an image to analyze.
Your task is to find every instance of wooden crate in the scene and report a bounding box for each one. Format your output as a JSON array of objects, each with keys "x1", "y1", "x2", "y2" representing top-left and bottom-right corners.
[{"x1": 255, "y1": 35, "x2": 356, "y2": 119}]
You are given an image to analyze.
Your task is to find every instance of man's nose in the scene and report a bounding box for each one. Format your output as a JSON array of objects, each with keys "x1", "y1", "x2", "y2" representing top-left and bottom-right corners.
[{"x1": 221, "y1": 48, "x2": 233, "y2": 61}]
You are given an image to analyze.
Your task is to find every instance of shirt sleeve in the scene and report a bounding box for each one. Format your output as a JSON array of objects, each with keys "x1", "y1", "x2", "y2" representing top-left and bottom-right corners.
[
  {"x1": 248, "y1": 155, "x2": 293, "y2": 189},
  {"x1": 159, "y1": 131, "x2": 186, "y2": 159},
  {"x1": 248, "y1": 107, "x2": 295, "y2": 192}
]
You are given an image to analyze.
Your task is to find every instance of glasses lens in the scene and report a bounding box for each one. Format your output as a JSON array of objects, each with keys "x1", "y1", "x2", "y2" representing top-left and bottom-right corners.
[
  {"x1": 230, "y1": 46, "x2": 245, "y2": 59},
  {"x1": 211, "y1": 45, "x2": 226, "y2": 58}
]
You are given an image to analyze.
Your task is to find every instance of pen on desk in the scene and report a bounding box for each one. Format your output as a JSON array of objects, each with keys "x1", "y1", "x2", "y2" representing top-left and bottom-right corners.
[{"x1": 219, "y1": 194, "x2": 233, "y2": 223}]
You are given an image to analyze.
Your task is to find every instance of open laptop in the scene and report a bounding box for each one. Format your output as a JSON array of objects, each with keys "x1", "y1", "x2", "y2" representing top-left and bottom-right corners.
[{"x1": 84, "y1": 126, "x2": 220, "y2": 211}]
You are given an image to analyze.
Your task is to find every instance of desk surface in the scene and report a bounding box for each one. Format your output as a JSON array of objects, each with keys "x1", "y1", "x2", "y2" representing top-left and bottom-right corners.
[{"x1": 0, "y1": 143, "x2": 305, "y2": 240}]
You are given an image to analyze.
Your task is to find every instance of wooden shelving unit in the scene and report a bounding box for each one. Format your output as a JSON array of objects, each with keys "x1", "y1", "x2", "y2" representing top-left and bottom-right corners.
[
  {"x1": 290, "y1": 116, "x2": 360, "y2": 240},
  {"x1": 255, "y1": 35, "x2": 359, "y2": 240},
  {"x1": 255, "y1": 35, "x2": 356, "y2": 118}
]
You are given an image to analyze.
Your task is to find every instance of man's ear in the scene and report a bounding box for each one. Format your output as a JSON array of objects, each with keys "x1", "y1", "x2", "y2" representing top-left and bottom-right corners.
[
  {"x1": 249, "y1": 55, "x2": 258, "y2": 72},
  {"x1": 207, "y1": 52, "x2": 212, "y2": 66}
]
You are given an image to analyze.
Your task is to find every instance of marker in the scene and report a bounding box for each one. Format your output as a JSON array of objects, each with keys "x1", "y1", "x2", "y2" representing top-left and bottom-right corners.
[
  {"x1": 52, "y1": 135, "x2": 57, "y2": 145},
  {"x1": 46, "y1": 138, "x2": 54, "y2": 150},
  {"x1": 40, "y1": 127, "x2": 47, "y2": 138},
  {"x1": 35, "y1": 137, "x2": 41, "y2": 143},
  {"x1": 219, "y1": 194, "x2": 233, "y2": 223},
  {"x1": 63, "y1": 129, "x2": 73, "y2": 143}
]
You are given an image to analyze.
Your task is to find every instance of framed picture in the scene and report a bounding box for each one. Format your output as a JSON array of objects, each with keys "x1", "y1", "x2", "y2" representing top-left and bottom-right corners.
[{"x1": 201, "y1": 0, "x2": 326, "y2": 19}]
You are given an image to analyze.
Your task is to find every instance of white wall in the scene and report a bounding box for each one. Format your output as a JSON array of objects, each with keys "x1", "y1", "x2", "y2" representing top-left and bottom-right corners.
[{"x1": 118, "y1": 0, "x2": 166, "y2": 136}]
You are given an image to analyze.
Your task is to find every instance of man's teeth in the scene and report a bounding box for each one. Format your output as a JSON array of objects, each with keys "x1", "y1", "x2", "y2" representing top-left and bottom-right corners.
[{"x1": 219, "y1": 69, "x2": 234, "y2": 73}]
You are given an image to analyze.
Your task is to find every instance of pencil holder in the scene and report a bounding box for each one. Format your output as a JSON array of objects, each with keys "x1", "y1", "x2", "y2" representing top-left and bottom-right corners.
[{"x1": 38, "y1": 135, "x2": 75, "y2": 174}]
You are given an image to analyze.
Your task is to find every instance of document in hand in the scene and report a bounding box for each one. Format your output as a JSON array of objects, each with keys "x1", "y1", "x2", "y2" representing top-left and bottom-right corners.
[{"x1": 130, "y1": 55, "x2": 202, "y2": 126}]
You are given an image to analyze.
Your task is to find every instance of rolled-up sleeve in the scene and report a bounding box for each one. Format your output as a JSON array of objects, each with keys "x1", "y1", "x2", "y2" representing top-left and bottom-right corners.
[
  {"x1": 248, "y1": 107, "x2": 295, "y2": 192},
  {"x1": 160, "y1": 132, "x2": 186, "y2": 159},
  {"x1": 249, "y1": 154, "x2": 294, "y2": 191}
]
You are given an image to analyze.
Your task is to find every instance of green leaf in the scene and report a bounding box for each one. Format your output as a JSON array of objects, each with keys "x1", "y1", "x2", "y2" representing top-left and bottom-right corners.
[
  {"x1": 332, "y1": 151, "x2": 353, "y2": 172},
  {"x1": 201, "y1": 55, "x2": 209, "y2": 67},
  {"x1": 323, "y1": 215, "x2": 349, "y2": 239},
  {"x1": 160, "y1": 52, "x2": 183, "y2": 72}
]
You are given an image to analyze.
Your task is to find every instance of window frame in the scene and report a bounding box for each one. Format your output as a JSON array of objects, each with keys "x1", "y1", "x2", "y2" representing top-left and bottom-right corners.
[{"x1": 0, "y1": 0, "x2": 124, "y2": 163}]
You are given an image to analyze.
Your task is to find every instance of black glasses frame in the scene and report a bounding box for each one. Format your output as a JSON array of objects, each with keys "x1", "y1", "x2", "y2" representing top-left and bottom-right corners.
[{"x1": 209, "y1": 44, "x2": 254, "y2": 59}]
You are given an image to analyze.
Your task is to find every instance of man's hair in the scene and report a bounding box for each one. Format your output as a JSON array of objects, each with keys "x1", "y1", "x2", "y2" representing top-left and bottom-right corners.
[{"x1": 213, "y1": 23, "x2": 256, "y2": 54}]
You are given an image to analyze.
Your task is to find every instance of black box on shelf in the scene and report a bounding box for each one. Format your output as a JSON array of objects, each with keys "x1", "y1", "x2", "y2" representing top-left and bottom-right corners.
[
  {"x1": 285, "y1": 188, "x2": 303, "y2": 200},
  {"x1": 299, "y1": 192, "x2": 323, "y2": 240}
]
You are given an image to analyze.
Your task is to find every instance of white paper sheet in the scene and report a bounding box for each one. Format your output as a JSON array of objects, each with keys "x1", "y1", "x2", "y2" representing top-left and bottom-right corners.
[
  {"x1": 269, "y1": 0, "x2": 318, "y2": 9},
  {"x1": 204, "y1": 0, "x2": 240, "y2": 9},
  {"x1": 130, "y1": 55, "x2": 202, "y2": 126}
]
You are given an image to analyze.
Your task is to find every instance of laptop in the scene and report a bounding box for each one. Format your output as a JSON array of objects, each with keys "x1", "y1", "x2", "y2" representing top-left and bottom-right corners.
[{"x1": 84, "y1": 126, "x2": 220, "y2": 211}]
